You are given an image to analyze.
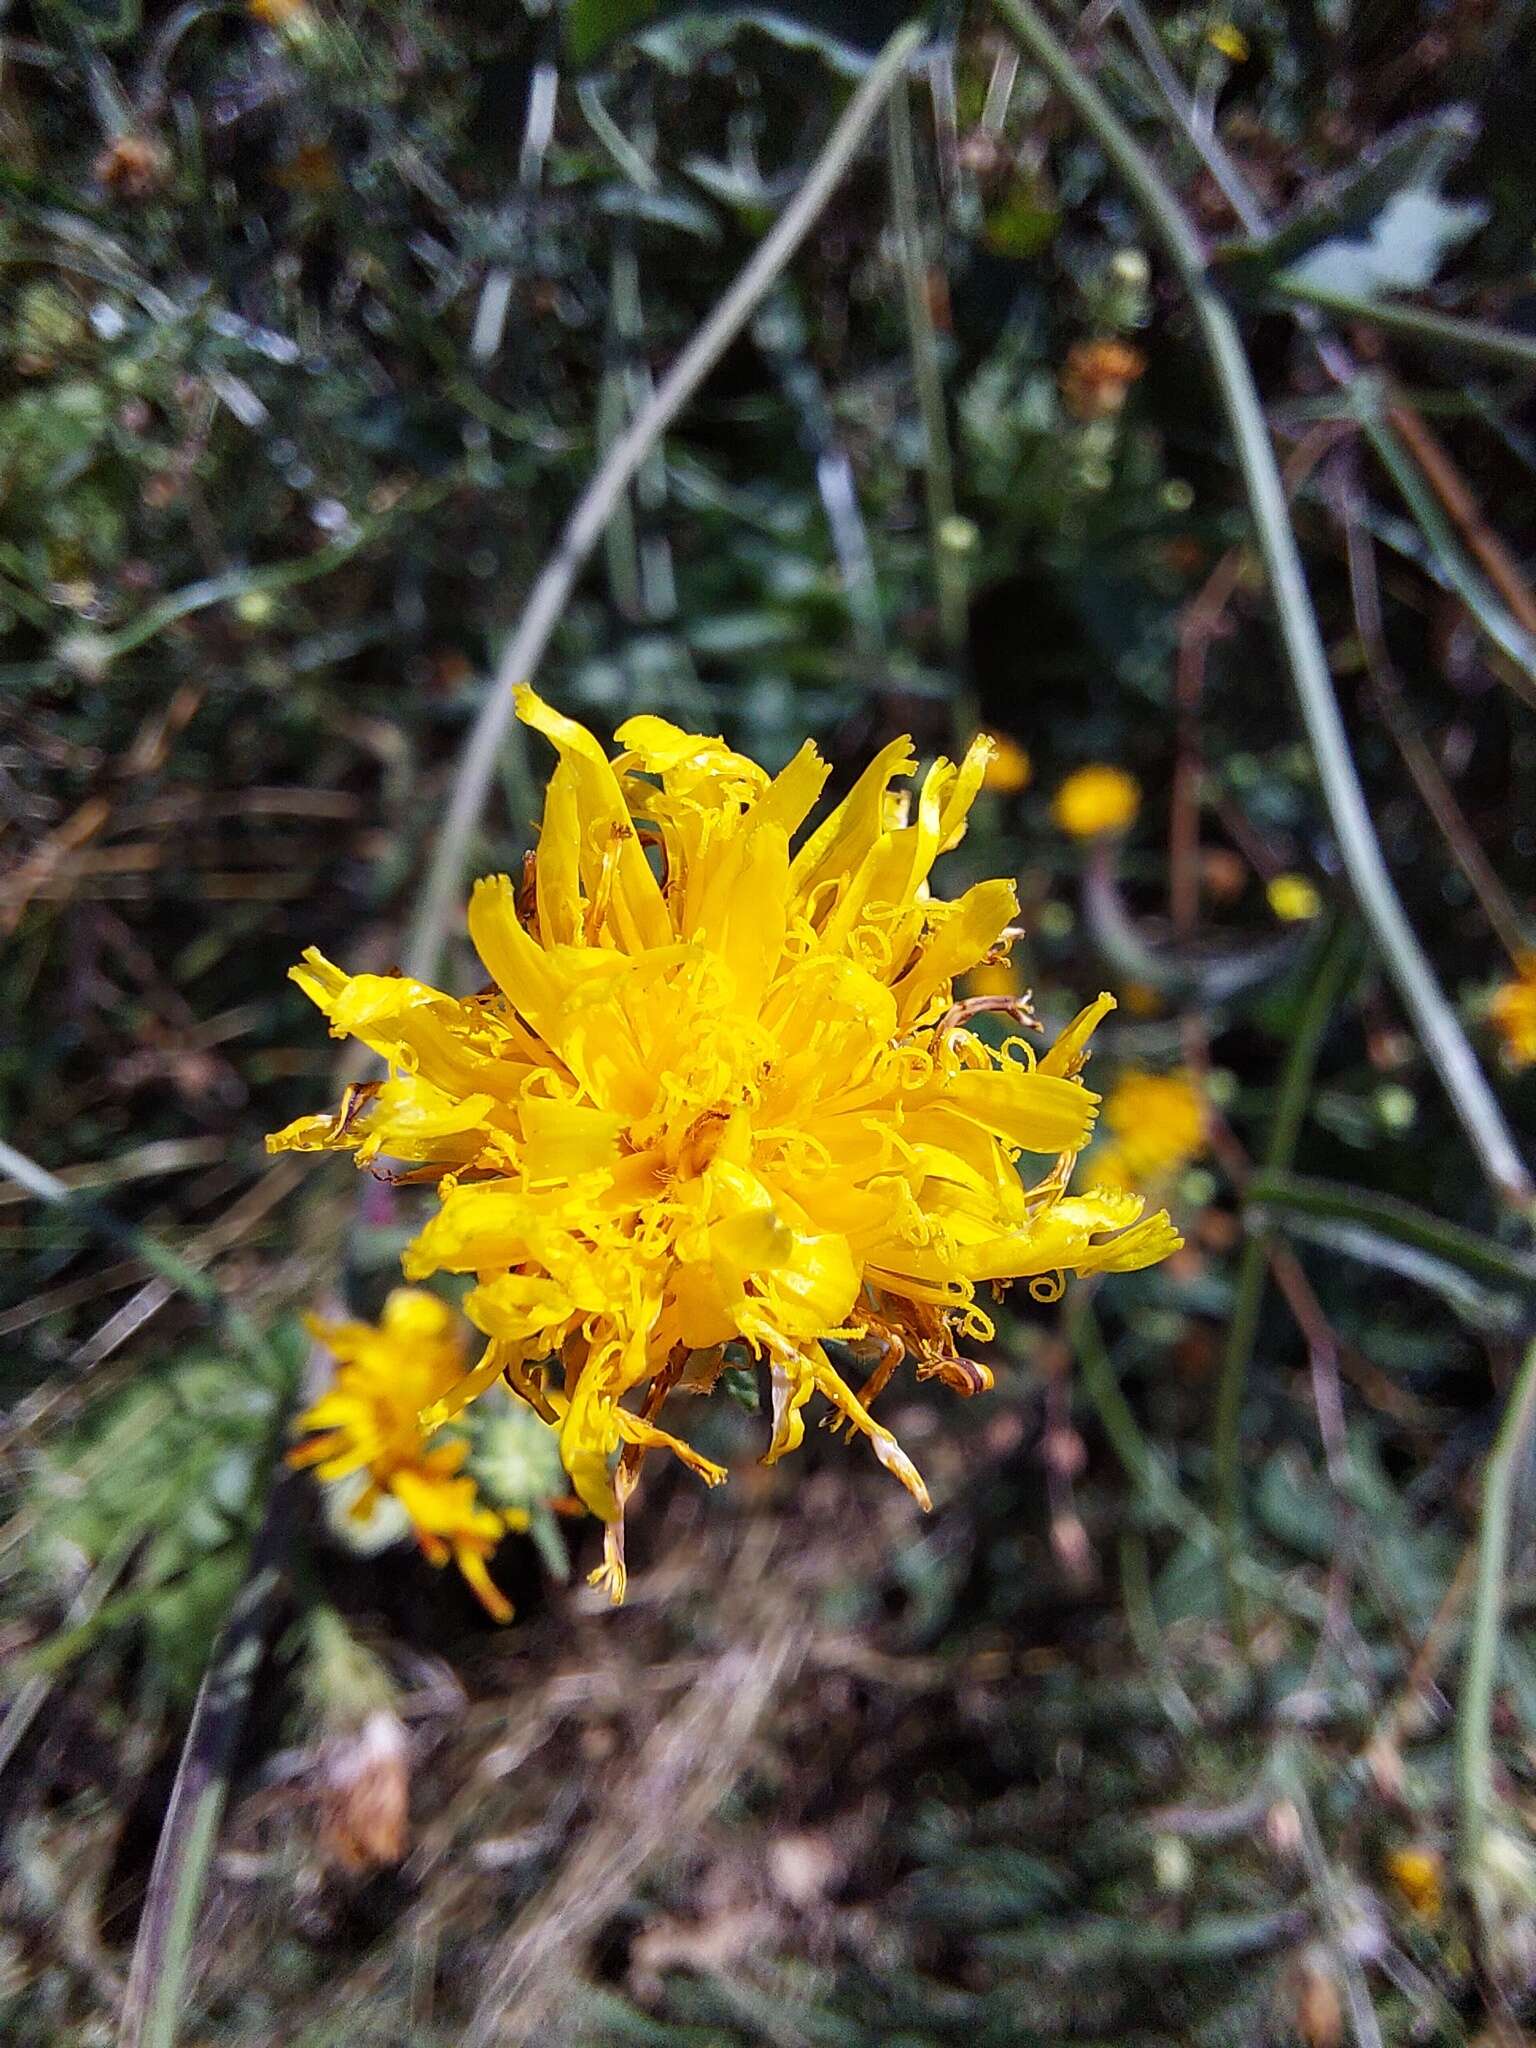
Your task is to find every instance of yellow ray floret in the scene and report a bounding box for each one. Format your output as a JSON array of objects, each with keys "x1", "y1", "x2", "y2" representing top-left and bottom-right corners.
[{"x1": 270, "y1": 692, "x2": 1180, "y2": 1594}]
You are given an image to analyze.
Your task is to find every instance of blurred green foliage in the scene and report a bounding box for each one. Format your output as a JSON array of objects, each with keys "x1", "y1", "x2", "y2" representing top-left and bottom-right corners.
[{"x1": 20, "y1": 1323, "x2": 300, "y2": 1690}]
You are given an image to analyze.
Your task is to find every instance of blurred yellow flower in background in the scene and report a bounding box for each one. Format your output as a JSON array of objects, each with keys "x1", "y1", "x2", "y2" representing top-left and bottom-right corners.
[
  {"x1": 980, "y1": 730, "x2": 1031, "y2": 794},
  {"x1": 1384, "y1": 1844, "x2": 1444, "y2": 1923},
  {"x1": 1052, "y1": 763, "x2": 1141, "y2": 839},
  {"x1": 1089, "y1": 1069, "x2": 1206, "y2": 1193},
  {"x1": 291, "y1": 1288, "x2": 517, "y2": 1620},
  {"x1": 272, "y1": 695, "x2": 1179, "y2": 1598},
  {"x1": 1490, "y1": 953, "x2": 1536, "y2": 1067},
  {"x1": 1267, "y1": 873, "x2": 1322, "y2": 923}
]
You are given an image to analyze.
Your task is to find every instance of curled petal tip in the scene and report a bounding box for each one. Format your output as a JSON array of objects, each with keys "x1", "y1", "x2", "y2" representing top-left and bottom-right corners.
[{"x1": 871, "y1": 1431, "x2": 932, "y2": 1511}]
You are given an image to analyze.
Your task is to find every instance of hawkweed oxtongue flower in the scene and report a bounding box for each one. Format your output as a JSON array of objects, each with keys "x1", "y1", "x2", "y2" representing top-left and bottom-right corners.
[
  {"x1": 292, "y1": 1287, "x2": 518, "y2": 1619},
  {"x1": 271, "y1": 692, "x2": 1180, "y2": 1601}
]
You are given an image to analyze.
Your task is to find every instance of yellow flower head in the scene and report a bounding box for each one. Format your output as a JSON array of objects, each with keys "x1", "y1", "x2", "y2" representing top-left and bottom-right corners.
[
  {"x1": 1267, "y1": 872, "x2": 1322, "y2": 924},
  {"x1": 1384, "y1": 1845, "x2": 1443, "y2": 1922},
  {"x1": 1206, "y1": 23, "x2": 1250, "y2": 61},
  {"x1": 271, "y1": 694, "x2": 1179, "y2": 1596},
  {"x1": 1090, "y1": 1069, "x2": 1206, "y2": 1191},
  {"x1": 292, "y1": 1288, "x2": 515, "y2": 1620},
  {"x1": 966, "y1": 955, "x2": 1026, "y2": 1002},
  {"x1": 1491, "y1": 954, "x2": 1536, "y2": 1068},
  {"x1": 1052, "y1": 763, "x2": 1140, "y2": 840},
  {"x1": 980, "y1": 730, "x2": 1031, "y2": 795}
]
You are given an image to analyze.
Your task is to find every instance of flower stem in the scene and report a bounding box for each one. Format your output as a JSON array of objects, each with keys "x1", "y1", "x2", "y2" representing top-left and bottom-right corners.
[
  {"x1": 991, "y1": 0, "x2": 1533, "y2": 1215},
  {"x1": 1211, "y1": 923, "x2": 1357, "y2": 1633}
]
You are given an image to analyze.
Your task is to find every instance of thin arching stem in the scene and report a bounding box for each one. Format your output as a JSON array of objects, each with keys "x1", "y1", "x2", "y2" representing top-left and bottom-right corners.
[{"x1": 402, "y1": 22, "x2": 927, "y2": 986}]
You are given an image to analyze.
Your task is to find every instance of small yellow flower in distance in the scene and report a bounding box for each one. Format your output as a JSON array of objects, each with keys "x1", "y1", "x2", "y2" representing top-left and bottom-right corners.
[
  {"x1": 1207, "y1": 23, "x2": 1250, "y2": 60},
  {"x1": 1059, "y1": 338, "x2": 1146, "y2": 423},
  {"x1": 1119, "y1": 981, "x2": 1163, "y2": 1019},
  {"x1": 1091, "y1": 1069, "x2": 1205, "y2": 1191},
  {"x1": 966, "y1": 956, "x2": 1025, "y2": 1001},
  {"x1": 1491, "y1": 953, "x2": 1536, "y2": 1068},
  {"x1": 277, "y1": 142, "x2": 341, "y2": 193},
  {"x1": 980, "y1": 730, "x2": 1031, "y2": 795},
  {"x1": 249, "y1": 0, "x2": 310, "y2": 23},
  {"x1": 1052, "y1": 763, "x2": 1140, "y2": 839},
  {"x1": 292, "y1": 1288, "x2": 515, "y2": 1620},
  {"x1": 1384, "y1": 1845, "x2": 1443, "y2": 1922},
  {"x1": 271, "y1": 694, "x2": 1180, "y2": 1598},
  {"x1": 1268, "y1": 873, "x2": 1322, "y2": 923}
]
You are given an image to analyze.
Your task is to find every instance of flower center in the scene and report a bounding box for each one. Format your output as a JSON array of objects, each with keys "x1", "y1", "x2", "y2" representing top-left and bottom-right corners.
[{"x1": 673, "y1": 1106, "x2": 734, "y2": 1179}]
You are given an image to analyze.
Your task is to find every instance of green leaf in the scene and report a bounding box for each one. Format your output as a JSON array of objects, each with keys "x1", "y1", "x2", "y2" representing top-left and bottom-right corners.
[
  {"x1": 982, "y1": 180, "x2": 1060, "y2": 260},
  {"x1": 564, "y1": 0, "x2": 665, "y2": 65},
  {"x1": 33, "y1": 0, "x2": 140, "y2": 43},
  {"x1": 907, "y1": 1848, "x2": 1069, "y2": 1928},
  {"x1": 1246, "y1": 1170, "x2": 1536, "y2": 1333},
  {"x1": 718, "y1": 1364, "x2": 760, "y2": 1412}
]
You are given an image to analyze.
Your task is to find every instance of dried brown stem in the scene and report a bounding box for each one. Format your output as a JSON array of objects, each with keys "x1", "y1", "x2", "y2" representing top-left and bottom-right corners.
[{"x1": 1386, "y1": 404, "x2": 1536, "y2": 641}]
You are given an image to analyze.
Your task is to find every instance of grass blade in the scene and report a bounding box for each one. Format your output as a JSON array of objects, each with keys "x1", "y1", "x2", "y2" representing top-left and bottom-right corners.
[{"x1": 116, "y1": 1485, "x2": 293, "y2": 2048}]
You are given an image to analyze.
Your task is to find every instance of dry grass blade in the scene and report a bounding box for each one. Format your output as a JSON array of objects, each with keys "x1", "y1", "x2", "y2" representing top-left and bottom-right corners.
[
  {"x1": 466, "y1": 1607, "x2": 800, "y2": 2047},
  {"x1": 116, "y1": 1481, "x2": 295, "y2": 2048}
]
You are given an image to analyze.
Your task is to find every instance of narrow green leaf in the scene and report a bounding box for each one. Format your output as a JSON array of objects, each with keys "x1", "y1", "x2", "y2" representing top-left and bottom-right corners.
[
  {"x1": 563, "y1": 0, "x2": 664, "y2": 66},
  {"x1": 1247, "y1": 1170, "x2": 1536, "y2": 1331}
]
